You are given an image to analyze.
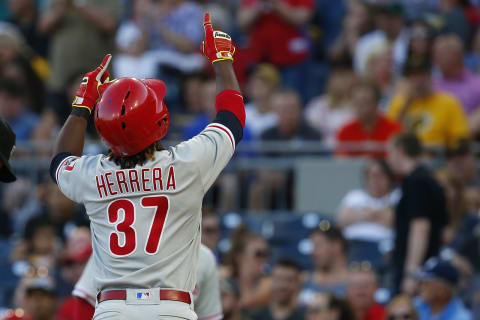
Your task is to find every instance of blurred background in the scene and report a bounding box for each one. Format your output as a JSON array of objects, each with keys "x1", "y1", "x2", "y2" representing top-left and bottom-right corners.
[{"x1": 0, "y1": 0, "x2": 480, "y2": 319}]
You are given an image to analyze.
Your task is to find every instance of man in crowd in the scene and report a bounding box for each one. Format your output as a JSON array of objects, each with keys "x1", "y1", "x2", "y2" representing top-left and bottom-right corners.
[
  {"x1": 346, "y1": 268, "x2": 386, "y2": 320},
  {"x1": 252, "y1": 259, "x2": 305, "y2": 320},
  {"x1": 387, "y1": 133, "x2": 449, "y2": 295},
  {"x1": 433, "y1": 34, "x2": 480, "y2": 116},
  {"x1": 414, "y1": 258, "x2": 472, "y2": 320},
  {"x1": 300, "y1": 223, "x2": 350, "y2": 302},
  {"x1": 336, "y1": 82, "x2": 402, "y2": 157},
  {"x1": 388, "y1": 58, "x2": 469, "y2": 149}
]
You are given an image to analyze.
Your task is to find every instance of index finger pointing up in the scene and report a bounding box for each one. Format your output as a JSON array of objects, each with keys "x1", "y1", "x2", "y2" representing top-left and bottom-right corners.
[
  {"x1": 96, "y1": 54, "x2": 112, "y2": 82},
  {"x1": 203, "y1": 12, "x2": 213, "y2": 34}
]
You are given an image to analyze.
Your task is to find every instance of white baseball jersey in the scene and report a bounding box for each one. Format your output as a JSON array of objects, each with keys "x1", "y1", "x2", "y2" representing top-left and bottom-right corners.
[
  {"x1": 54, "y1": 123, "x2": 235, "y2": 294},
  {"x1": 73, "y1": 244, "x2": 223, "y2": 320}
]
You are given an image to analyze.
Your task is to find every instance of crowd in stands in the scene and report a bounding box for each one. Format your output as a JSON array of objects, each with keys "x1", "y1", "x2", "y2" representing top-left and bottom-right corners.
[{"x1": 1, "y1": 0, "x2": 480, "y2": 319}]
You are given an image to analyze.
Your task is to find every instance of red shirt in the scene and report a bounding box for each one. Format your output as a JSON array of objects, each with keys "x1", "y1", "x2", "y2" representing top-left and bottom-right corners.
[
  {"x1": 336, "y1": 114, "x2": 402, "y2": 158},
  {"x1": 241, "y1": 0, "x2": 314, "y2": 66},
  {"x1": 362, "y1": 303, "x2": 387, "y2": 320}
]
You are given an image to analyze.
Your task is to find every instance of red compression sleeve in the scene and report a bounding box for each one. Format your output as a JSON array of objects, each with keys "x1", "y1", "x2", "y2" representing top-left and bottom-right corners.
[{"x1": 215, "y1": 90, "x2": 245, "y2": 128}]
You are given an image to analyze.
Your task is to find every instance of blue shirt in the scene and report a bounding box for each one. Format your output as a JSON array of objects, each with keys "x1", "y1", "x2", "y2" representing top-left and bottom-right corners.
[{"x1": 414, "y1": 297, "x2": 473, "y2": 320}]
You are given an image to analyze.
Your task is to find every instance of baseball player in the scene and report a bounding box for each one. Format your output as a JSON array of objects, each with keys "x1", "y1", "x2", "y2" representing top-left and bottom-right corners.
[
  {"x1": 72, "y1": 244, "x2": 222, "y2": 320},
  {"x1": 49, "y1": 13, "x2": 243, "y2": 320}
]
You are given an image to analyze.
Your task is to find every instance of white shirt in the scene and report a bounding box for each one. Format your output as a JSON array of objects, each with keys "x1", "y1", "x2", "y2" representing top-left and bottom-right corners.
[
  {"x1": 339, "y1": 188, "x2": 401, "y2": 242},
  {"x1": 245, "y1": 102, "x2": 278, "y2": 138}
]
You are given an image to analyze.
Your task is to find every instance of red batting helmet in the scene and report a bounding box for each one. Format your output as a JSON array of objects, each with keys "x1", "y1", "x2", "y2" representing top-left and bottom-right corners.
[{"x1": 95, "y1": 78, "x2": 170, "y2": 157}]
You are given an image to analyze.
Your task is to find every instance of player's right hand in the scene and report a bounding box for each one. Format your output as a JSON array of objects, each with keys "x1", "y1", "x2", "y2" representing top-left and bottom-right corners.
[
  {"x1": 72, "y1": 54, "x2": 112, "y2": 114},
  {"x1": 201, "y1": 13, "x2": 236, "y2": 64}
]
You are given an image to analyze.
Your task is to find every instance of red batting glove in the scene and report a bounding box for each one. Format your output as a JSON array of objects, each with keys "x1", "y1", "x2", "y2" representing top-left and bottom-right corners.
[
  {"x1": 201, "y1": 13, "x2": 236, "y2": 64},
  {"x1": 72, "y1": 54, "x2": 112, "y2": 113}
]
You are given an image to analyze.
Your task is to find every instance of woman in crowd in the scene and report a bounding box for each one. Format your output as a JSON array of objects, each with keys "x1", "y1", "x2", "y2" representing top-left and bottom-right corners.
[
  {"x1": 336, "y1": 159, "x2": 399, "y2": 266},
  {"x1": 220, "y1": 224, "x2": 272, "y2": 312}
]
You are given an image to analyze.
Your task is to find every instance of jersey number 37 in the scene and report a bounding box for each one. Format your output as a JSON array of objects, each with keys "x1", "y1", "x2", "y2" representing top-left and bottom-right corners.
[{"x1": 107, "y1": 196, "x2": 169, "y2": 256}]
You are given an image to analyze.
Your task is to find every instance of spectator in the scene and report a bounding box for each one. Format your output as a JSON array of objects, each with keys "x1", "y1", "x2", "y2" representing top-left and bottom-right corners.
[
  {"x1": 252, "y1": 259, "x2": 305, "y2": 320},
  {"x1": 220, "y1": 279, "x2": 253, "y2": 320},
  {"x1": 329, "y1": 0, "x2": 373, "y2": 64},
  {"x1": 386, "y1": 294, "x2": 419, "y2": 320},
  {"x1": 114, "y1": 0, "x2": 205, "y2": 79},
  {"x1": 435, "y1": 140, "x2": 478, "y2": 240},
  {"x1": 262, "y1": 89, "x2": 320, "y2": 144},
  {"x1": 432, "y1": 34, "x2": 480, "y2": 116},
  {"x1": 336, "y1": 159, "x2": 399, "y2": 265},
  {"x1": 237, "y1": 0, "x2": 314, "y2": 95},
  {"x1": 10, "y1": 216, "x2": 60, "y2": 268},
  {"x1": 183, "y1": 76, "x2": 217, "y2": 139},
  {"x1": 300, "y1": 223, "x2": 349, "y2": 303},
  {"x1": 438, "y1": 0, "x2": 470, "y2": 43},
  {"x1": 245, "y1": 64, "x2": 280, "y2": 138},
  {"x1": 39, "y1": 0, "x2": 123, "y2": 120},
  {"x1": 0, "y1": 78, "x2": 39, "y2": 142},
  {"x1": 387, "y1": 57, "x2": 470, "y2": 149},
  {"x1": 180, "y1": 72, "x2": 208, "y2": 115},
  {"x1": 8, "y1": 276, "x2": 58, "y2": 320},
  {"x1": 346, "y1": 268, "x2": 386, "y2": 320},
  {"x1": 336, "y1": 82, "x2": 402, "y2": 158},
  {"x1": 112, "y1": 0, "x2": 152, "y2": 79},
  {"x1": 363, "y1": 44, "x2": 395, "y2": 109},
  {"x1": 407, "y1": 21, "x2": 432, "y2": 65},
  {"x1": 354, "y1": 3, "x2": 409, "y2": 77},
  {"x1": 414, "y1": 258, "x2": 473, "y2": 320},
  {"x1": 221, "y1": 224, "x2": 272, "y2": 311},
  {"x1": 304, "y1": 67, "x2": 356, "y2": 148},
  {"x1": 387, "y1": 133, "x2": 449, "y2": 295},
  {"x1": 56, "y1": 227, "x2": 92, "y2": 320},
  {"x1": 249, "y1": 89, "x2": 320, "y2": 210},
  {"x1": 305, "y1": 292, "x2": 355, "y2": 320},
  {"x1": 201, "y1": 209, "x2": 221, "y2": 260},
  {"x1": 8, "y1": 0, "x2": 48, "y2": 57}
]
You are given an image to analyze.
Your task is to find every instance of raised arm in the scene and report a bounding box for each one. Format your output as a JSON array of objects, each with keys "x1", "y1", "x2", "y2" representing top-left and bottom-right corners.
[
  {"x1": 201, "y1": 13, "x2": 245, "y2": 141},
  {"x1": 52, "y1": 54, "x2": 111, "y2": 157}
]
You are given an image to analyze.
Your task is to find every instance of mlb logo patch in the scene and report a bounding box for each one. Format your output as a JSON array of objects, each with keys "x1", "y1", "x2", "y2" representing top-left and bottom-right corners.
[{"x1": 136, "y1": 292, "x2": 151, "y2": 300}]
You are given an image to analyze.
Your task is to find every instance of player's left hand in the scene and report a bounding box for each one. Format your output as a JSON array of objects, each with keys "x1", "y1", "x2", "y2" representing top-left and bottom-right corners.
[
  {"x1": 201, "y1": 13, "x2": 235, "y2": 64},
  {"x1": 72, "y1": 54, "x2": 112, "y2": 113}
]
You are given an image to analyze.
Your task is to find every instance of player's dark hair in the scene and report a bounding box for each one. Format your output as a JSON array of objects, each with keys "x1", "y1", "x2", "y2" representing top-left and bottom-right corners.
[
  {"x1": 107, "y1": 140, "x2": 165, "y2": 169},
  {"x1": 275, "y1": 258, "x2": 302, "y2": 272},
  {"x1": 310, "y1": 221, "x2": 348, "y2": 254},
  {"x1": 393, "y1": 133, "x2": 423, "y2": 158}
]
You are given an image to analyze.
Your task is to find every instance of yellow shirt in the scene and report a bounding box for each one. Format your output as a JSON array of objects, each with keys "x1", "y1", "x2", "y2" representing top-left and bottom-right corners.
[{"x1": 387, "y1": 92, "x2": 470, "y2": 148}]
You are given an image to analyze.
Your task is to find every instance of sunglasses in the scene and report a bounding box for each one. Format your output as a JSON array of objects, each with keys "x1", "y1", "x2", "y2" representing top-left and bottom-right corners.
[
  {"x1": 254, "y1": 250, "x2": 268, "y2": 259},
  {"x1": 388, "y1": 314, "x2": 414, "y2": 320}
]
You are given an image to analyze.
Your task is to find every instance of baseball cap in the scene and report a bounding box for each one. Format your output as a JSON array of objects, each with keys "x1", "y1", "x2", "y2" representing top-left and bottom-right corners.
[
  {"x1": 415, "y1": 257, "x2": 459, "y2": 285},
  {"x1": 0, "y1": 117, "x2": 16, "y2": 182}
]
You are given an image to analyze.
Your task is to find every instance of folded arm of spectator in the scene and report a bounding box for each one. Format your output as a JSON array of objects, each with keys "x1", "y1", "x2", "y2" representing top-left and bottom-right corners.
[{"x1": 337, "y1": 207, "x2": 393, "y2": 228}]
